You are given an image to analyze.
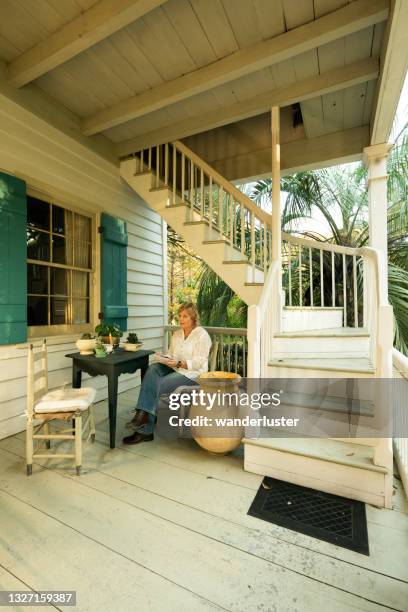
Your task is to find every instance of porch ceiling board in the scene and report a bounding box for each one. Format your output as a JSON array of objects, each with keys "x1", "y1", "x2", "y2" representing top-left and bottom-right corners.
[
  {"x1": 115, "y1": 57, "x2": 379, "y2": 156},
  {"x1": 81, "y1": 0, "x2": 389, "y2": 135},
  {"x1": 7, "y1": 0, "x2": 169, "y2": 88}
]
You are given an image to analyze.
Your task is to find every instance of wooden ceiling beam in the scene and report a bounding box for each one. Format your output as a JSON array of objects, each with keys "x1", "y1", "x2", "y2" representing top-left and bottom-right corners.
[
  {"x1": 83, "y1": 0, "x2": 389, "y2": 136},
  {"x1": 212, "y1": 126, "x2": 370, "y2": 182},
  {"x1": 8, "y1": 0, "x2": 168, "y2": 88},
  {"x1": 116, "y1": 57, "x2": 379, "y2": 156}
]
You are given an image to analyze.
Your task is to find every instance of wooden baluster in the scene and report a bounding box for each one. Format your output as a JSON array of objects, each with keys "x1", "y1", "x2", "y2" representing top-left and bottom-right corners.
[
  {"x1": 172, "y1": 146, "x2": 176, "y2": 205},
  {"x1": 164, "y1": 143, "x2": 169, "y2": 186},
  {"x1": 250, "y1": 211, "x2": 255, "y2": 278},
  {"x1": 299, "y1": 245, "x2": 302, "y2": 306},
  {"x1": 219, "y1": 187, "x2": 224, "y2": 234},
  {"x1": 309, "y1": 247, "x2": 313, "y2": 307},
  {"x1": 353, "y1": 255, "x2": 358, "y2": 327},
  {"x1": 148, "y1": 147, "x2": 152, "y2": 170},
  {"x1": 155, "y1": 145, "x2": 160, "y2": 188},
  {"x1": 229, "y1": 196, "x2": 234, "y2": 245},
  {"x1": 240, "y1": 205, "x2": 245, "y2": 256},
  {"x1": 320, "y1": 249, "x2": 324, "y2": 306},
  {"x1": 209, "y1": 177, "x2": 213, "y2": 227},
  {"x1": 233, "y1": 201, "x2": 237, "y2": 246},
  {"x1": 227, "y1": 335, "x2": 231, "y2": 372},
  {"x1": 234, "y1": 339, "x2": 238, "y2": 374},
  {"x1": 243, "y1": 336, "x2": 246, "y2": 377},
  {"x1": 190, "y1": 161, "x2": 194, "y2": 210},
  {"x1": 181, "y1": 153, "x2": 185, "y2": 202},
  {"x1": 263, "y1": 222, "x2": 267, "y2": 272},
  {"x1": 288, "y1": 242, "x2": 292, "y2": 306},
  {"x1": 200, "y1": 169, "x2": 204, "y2": 217},
  {"x1": 332, "y1": 251, "x2": 335, "y2": 306},
  {"x1": 343, "y1": 253, "x2": 347, "y2": 326}
]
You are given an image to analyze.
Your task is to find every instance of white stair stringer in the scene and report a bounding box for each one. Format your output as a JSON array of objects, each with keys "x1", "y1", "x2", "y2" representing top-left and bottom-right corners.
[
  {"x1": 120, "y1": 160, "x2": 263, "y2": 305},
  {"x1": 243, "y1": 436, "x2": 390, "y2": 507}
]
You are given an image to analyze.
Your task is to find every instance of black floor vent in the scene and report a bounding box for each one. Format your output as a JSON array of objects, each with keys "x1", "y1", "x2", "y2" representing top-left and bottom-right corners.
[{"x1": 248, "y1": 477, "x2": 369, "y2": 555}]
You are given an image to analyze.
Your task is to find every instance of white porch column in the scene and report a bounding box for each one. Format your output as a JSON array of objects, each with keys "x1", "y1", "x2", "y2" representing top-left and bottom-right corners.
[
  {"x1": 271, "y1": 106, "x2": 281, "y2": 262},
  {"x1": 363, "y1": 143, "x2": 392, "y2": 284}
]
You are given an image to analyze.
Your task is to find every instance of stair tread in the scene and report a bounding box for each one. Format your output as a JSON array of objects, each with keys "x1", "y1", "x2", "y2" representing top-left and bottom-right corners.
[
  {"x1": 277, "y1": 389, "x2": 374, "y2": 415},
  {"x1": 268, "y1": 357, "x2": 375, "y2": 374},
  {"x1": 243, "y1": 435, "x2": 387, "y2": 473},
  {"x1": 275, "y1": 327, "x2": 369, "y2": 338}
]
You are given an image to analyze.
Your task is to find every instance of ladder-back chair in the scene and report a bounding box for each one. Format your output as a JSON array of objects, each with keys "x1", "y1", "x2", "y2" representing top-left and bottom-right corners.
[{"x1": 26, "y1": 339, "x2": 96, "y2": 476}]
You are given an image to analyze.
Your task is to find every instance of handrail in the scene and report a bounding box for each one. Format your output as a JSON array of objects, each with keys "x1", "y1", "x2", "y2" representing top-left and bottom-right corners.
[
  {"x1": 164, "y1": 324, "x2": 247, "y2": 336},
  {"x1": 173, "y1": 140, "x2": 273, "y2": 227},
  {"x1": 393, "y1": 348, "x2": 408, "y2": 379},
  {"x1": 282, "y1": 231, "x2": 363, "y2": 256}
]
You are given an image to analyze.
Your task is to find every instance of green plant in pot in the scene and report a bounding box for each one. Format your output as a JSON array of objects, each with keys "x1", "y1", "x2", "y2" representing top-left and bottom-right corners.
[
  {"x1": 94, "y1": 337, "x2": 107, "y2": 358},
  {"x1": 95, "y1": 323, "x2": 123, "y2": 347},
  {"x1": 123, "y1": 332, "x2": 142, "y2": 352}
]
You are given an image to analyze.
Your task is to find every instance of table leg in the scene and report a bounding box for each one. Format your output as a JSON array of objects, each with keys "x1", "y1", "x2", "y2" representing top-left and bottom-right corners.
[
  {"x1": 72, "y1": 364, "x2": 82, "y2": 389},
  {"x1": 140, "y1": 358, "x2": 149, "y2": 381},
  {"x1": 108, "y1": 373, "x2": 118, "y2": 449}
]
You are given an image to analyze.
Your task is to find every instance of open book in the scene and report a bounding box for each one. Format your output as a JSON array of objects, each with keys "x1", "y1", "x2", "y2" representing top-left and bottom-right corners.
[{"x1": 154, "y1": 352, "x2": 174, "y2": 365}]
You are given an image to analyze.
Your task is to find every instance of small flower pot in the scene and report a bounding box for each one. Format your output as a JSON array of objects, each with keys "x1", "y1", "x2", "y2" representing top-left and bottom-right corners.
[
  {"x1": 76, "y1": 338, "x2": 96, "y2": 355},
  {"x1": 123, "y1": 342, "x2": 143, "y2": 351},
  {"x1": 100, "y1": 335, "x2": 120, "y2": 347}
]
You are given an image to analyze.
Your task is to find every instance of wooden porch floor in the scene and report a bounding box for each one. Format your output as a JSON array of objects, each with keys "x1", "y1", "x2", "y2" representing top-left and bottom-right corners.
[{"x1": 0, "y1": 389, "x2": 407, "y2": 612}]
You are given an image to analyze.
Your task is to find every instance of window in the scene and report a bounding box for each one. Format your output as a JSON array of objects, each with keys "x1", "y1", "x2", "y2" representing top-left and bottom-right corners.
[{"x1": 27, "y1": 194, "x2": 94, "y2": 335}]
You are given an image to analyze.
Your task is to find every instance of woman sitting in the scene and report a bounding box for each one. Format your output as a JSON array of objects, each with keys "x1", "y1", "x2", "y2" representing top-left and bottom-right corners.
[{"x1": 123, "y1": 302, "x2": 212, "y2": 445}]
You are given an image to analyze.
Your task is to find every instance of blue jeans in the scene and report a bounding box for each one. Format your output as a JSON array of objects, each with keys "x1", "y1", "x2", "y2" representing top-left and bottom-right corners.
[{"x1": 136, "y1": 363, "x2": 197, "y2": 434}]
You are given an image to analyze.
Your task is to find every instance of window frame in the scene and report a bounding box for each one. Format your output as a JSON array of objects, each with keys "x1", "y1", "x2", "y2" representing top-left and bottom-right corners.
[{"x1": 27, "y1": 188, "x2": 97, "y2": 338}]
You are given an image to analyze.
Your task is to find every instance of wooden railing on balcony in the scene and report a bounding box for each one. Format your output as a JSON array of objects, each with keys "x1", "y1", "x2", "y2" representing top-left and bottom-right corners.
[
  {"x1": 164, "y1": 325, "x2": 247, "y2": 377},
  {"x1": 281, "y1": 233, "x2": 365, "y2": 327}
]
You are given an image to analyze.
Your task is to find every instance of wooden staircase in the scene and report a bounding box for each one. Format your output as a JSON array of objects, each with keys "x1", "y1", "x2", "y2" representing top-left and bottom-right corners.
[{"x1": 120, "y1": 139, "x2": 394, "y2": 508}]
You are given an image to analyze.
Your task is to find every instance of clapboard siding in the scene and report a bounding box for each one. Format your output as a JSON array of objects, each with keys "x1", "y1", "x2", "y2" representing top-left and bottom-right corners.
[{"x1": 0, "y1": 92, "x2": 165, "y2": 440}]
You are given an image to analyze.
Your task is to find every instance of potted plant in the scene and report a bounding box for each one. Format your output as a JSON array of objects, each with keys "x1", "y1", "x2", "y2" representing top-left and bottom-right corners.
[
  {"x1": 123, "y1": 332, "x2": 142, "y2": 352},
  {"x1": 95, "y1": 323, "x2": 123, "y2": 347},
  {"x1": 94, "y1": 337, "x2": 107, "y2": 358},
  {"x1": 76, "y1": 332, "x2": 95, "y2": 355}
]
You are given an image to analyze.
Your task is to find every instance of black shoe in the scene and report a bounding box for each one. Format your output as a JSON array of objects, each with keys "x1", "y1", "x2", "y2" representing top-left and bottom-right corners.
[
  {"x1": 122, "y1": 431, "x2": 154, "y2": 445},
  {"x1": 125, "y1": 409, "x2": 150, "y2": 429}
]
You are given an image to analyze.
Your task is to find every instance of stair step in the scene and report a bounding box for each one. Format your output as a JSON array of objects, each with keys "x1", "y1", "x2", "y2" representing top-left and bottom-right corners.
[
  {"x1": 202, "y1": 239, "x2": 228, "y2": 244},
  {"x1": 245, "y1": 282, "x2": 264, "y2": 286},
  {"x1": 222, "y1": 259, "x2": 249, "y2": 265},
  {"x1": 277, "y1": 389, "x2": 373, "y2": 415},
  {"x1": 184, "y1": 220, "x2": 208, "y2": 226},
  {"x1": 243, "y1": 436, "x2": 387, "y2": 474},
  {"x1": 267, "y1": 357, "x2": 375, "y2": 374},
  {"x1": 275, "y1": 327, "x2": 369, "y2": 338}
]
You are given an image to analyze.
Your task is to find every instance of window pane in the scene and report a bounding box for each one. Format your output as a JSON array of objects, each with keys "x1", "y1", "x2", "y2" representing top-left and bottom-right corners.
[
  {"x1": 72, "y1": 271, "x2": 89, "y2": 297},
  {"x1": 73, "y1": 299, "x2": 89, "y2": 324},
  {"x1": 51, "y1": 268, "x2": 68, "y2": 296},
  {"x1": 53, "y1": 206, "x2": 72, "y2": 235},
  {"x1": 27, "y1": 197, "x2": 49, "y2": 231},
  {"x1": 74, "y1": 213, "x2": 91, "y2": 242},
  {"x1": 52, "y1": 235, "x2": 72, "y2": 265},
  {"x1": 28, "y1": 264, "x2": 48, "y2": 295},
  {"x1": 74, "y1": 241, "x2": 91, "y2": 268},
  {"x1": 28, "y1": 296, "x2": 48, "y2": 326},
  {"x1": 27, "y1": 229, "x2": 50, "y2": 261},
  {"x1": 50, "y1": 297, "x2": 68, "y2": 324}
]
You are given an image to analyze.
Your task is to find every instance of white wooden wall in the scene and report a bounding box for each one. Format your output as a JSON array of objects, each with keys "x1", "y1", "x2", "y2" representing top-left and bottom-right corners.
[{"x1": 0, "y1": 91, "x2": 166, "y2": 440}]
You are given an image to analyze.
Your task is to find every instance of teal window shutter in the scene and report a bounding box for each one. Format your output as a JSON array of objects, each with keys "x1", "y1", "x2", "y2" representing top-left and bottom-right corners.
[
  {"x1": 100, "y1": 213, "x2": 128, "y2": 332},
  {"x1": 0, "y1": 172, "x2": 27, "y2": 344}
]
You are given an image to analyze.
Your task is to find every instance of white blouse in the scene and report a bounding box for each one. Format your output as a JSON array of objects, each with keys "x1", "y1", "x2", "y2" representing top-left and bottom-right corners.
[{"x1": 169, "y1": 326, "x2": 212, "y2": 380}]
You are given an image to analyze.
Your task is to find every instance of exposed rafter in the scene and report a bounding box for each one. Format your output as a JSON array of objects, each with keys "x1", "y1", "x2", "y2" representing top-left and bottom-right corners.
[
  {"x1": 116, "y1": 58, "x2": 379, "y2": 157},
  {"x1": 212, "y1": 126, "x2": 370, "y2": 182},
  {"x1": 8, "y1": 0, "x2": 168, "y2": 88},
  {"x1": 82, "y1": 0, "x2": 389, "y2": 136}
]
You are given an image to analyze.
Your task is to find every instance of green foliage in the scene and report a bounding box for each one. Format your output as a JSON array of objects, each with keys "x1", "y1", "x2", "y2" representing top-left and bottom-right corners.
[
  {"x1": 95, "y1": 323, "x2": 123, "y2": 337},
  {"x1": 80, "y1": 332, "x2": 94, "y2": 340},
  {"x1": 196, "y1": 266, "x2": 247, "y2": 327},
  {"x1": 126, "y1": 332, "x2": 139, "y2": 343}
]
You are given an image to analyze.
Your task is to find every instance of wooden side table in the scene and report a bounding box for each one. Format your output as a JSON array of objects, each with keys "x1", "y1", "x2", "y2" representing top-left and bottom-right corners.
[{"x1": 66, "y1": 349, "x2": 154, "y2": 448}]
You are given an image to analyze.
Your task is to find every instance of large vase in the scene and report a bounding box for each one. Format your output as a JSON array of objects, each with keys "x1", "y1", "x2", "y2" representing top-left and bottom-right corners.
[{"x1": 190, "y1": 371, "x2": 243, "y2": 454}]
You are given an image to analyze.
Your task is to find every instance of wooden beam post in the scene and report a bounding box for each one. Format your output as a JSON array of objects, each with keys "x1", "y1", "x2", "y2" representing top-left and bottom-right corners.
[{"x1": 271, "y1": 106, "x2": 281, "y2": 263}]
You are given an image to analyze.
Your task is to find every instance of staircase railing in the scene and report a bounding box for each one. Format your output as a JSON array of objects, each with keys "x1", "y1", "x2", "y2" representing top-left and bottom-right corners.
[{"x1": 132, "y1": 141, "x2": 274, "y2": 276}]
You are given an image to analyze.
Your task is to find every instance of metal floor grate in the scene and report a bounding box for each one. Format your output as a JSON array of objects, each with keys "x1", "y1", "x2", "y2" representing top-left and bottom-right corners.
[{"x1": 248, "y1": 477, "x2": 369, "y2": 555}]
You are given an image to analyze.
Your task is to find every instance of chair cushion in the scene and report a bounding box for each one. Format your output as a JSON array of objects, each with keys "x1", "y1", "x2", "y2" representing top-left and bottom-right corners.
[{"x1": 34, "y1": 387, "x2": 97, "y2": 414}]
